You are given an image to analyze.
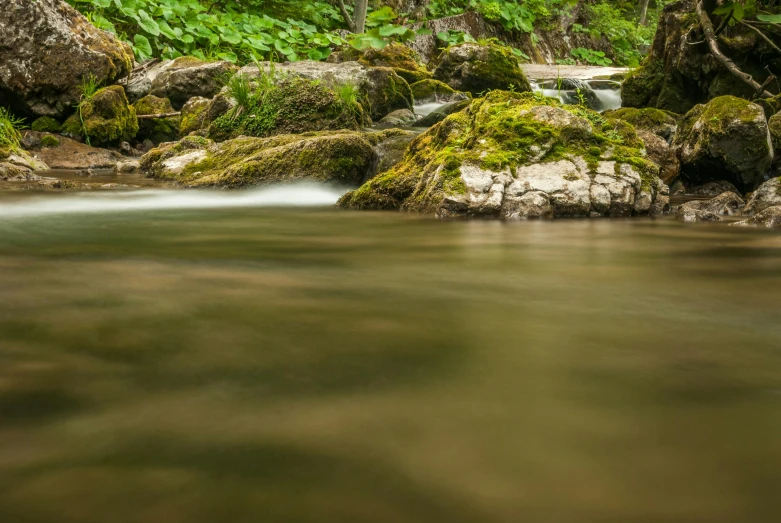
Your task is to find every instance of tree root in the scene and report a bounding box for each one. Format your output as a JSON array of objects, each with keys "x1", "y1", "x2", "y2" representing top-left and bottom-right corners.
[{"x1": 696, "y1": 0, "x2": 774, "y2": 99}]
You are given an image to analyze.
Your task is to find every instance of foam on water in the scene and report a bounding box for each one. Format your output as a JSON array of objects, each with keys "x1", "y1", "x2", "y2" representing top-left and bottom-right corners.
[
  {"x1": 0, "y1": 184, "x2": 348, "y2": 218},
  {"x1": 414, "y1": 102, "x2": 451, "y2": 116}
]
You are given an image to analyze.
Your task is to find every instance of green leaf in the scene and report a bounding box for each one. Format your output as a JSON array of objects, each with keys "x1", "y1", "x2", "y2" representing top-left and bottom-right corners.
[
  {"x1": 133, "y1": 34, "x2": 153, "y2": 60},
  {"x1": 136, "y1": 10, "x2": 160, "y2": 36},
  {"x1": 757, "y1": 13, "x2": 781, "y2": 23}
]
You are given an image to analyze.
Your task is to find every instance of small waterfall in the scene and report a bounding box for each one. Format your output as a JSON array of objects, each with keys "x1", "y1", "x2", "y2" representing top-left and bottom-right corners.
[
  {"x1": 413, "y1": 101, "x2": 453, "y2": 117},
  {"x1": 530, "y1": 78, "x2": 622, "y2": 112}
]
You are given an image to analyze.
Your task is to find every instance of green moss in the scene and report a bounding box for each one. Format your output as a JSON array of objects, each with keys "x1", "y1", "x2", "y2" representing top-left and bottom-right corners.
[
  {"x1": 339, "y1": 91, "x2": 654, "y2": 213},
  {"x1": 133, "y1": 95, "x2": 179, "y2": 143},
  {"x1": 31, "y1": 116, "x2": 61, "y2": 133},
  {"x1": 621, "y1": 59, "x2": 664, "y2": 109},
  {"x1": 410, "y1": 79, "x2": 457, "y2": 101},
  {"x1": 40, "y1": 135, "x2": 60, "y2": 148},
  {"x1": 358, "y1": 43, "x2": 430, "y2": 86},
  {"x1": 140, "y1": 135, "x2": 211, "y2": 175},
  {"x1": 605, "y1": 107, "x2": 677, "y2": 129},
  {"x1": 757, "y1": 94, "x2": 781, "y2": 117},
  {"x1": 144, "y1": 130, "x2": 401, "y2": 187},
  {"x1": 209, "y1": 77, "x2": 365, "y2": 141},
  {"x1": 433, "y1": 42, "x2": 531, "y2": 97},
  {"x1": 0, "y1": 146, "x2": 10, "y2": 160},
  {"x1": 61, "y1": 85, "x2": 138, "y2": 146},
  {"x1": 179, "y1": 98, "x2": 210, "y2": 136}
]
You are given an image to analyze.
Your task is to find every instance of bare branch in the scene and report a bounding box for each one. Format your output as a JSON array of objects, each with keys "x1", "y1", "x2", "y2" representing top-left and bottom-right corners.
[
  {"x1": 137, "y1": 112, "x2": 181, "y2": 119},
  {"x1": 336, "y1": 0, "x2": 355, "y2": 32},
  {"x1": 696, "y1": 1, "x2": 773, "y2": 98},
  {"x1": 739, "y1": 20, "x2": 781, "y2": 55}
]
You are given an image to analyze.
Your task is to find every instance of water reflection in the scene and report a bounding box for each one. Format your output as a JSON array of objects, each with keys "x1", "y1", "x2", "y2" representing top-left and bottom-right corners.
[{"x1": 0, "y1": 205, "x2": 780, "y2": 522}]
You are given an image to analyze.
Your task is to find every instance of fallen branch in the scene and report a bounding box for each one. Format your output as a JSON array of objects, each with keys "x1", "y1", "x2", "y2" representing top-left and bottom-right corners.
[
  {"x1": 739, "y1": 20, "x2": 781, "y2": 55},
  {"x1": 696, "y1": 0, "x2": 774, "y2": 98},
  {"x1": 137, "y1": 112, "x2": 181, "y2": 119}
]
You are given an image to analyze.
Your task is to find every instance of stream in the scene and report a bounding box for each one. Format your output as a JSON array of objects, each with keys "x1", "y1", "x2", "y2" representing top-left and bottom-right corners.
[{"x1": 1, "y1": 187, "x2": 780, "y2": 522}]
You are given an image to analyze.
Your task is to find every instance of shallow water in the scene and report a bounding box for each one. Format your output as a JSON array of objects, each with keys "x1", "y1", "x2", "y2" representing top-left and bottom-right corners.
[{"x1": 1, "y1": 187, "x2": 781, "y2": 523}]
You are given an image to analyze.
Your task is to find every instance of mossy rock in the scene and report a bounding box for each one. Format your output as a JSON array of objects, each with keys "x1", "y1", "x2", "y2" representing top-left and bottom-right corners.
[
  {"x1": 432, "y1": 42, "x2": 531, "y2": 97},
  {"x1": 363, "y1": 67, "x2": 414, "y2": 121},
  {"x1": 339, "y1": 91, "x2": 668, "y2": 219},
  {"x1": 62, "y1": 85, "x2": 138, "y2": 146},
  {"x1": 208, "y1": 76, "x2": 366, "y2": 141},
  {"x1": 141, "y1": 130, "x2": 406, "y2": 188},
  {"x1": 757, "y1": 94, "x2": 781, "y2": 117},
  {"x1": 671, "y1": 95, "x2": 773, "y2": 191},
  {"x1": 133, "y1": 95, "x2": 179, "y2": 144},
  {"x1": 767, "y1": 114, "x2": 781, "y2": 163},
  {"x1": 149, "y1": 57, "x2": 238, "y2": 109},
  {"x1": 621, "y1": 58, "x2": 665, "y2": 109},
  {"x1": 357, "y1": 43, "x2": 431, "y2": 85},
  {"x1": 40, "y1": 134, "x2": 60, "y2": 148},
  {"x1": 410, "y1": 79, "x2": 470, "y2": 105},
  {"x1": 604, "y1": 107, "x2": 678, "y2": 142},
  {"x1": 179, "y1": 96, "x2": 211, "y2": 136},
  {"x1": 31, "y1": 116, "x2": 61, "y2": 133}
]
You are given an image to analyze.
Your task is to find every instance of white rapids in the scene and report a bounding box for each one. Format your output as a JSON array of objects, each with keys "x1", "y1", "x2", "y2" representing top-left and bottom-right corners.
[{"x1": 0, "y1": 184, "x2": 348, "y2": 219}]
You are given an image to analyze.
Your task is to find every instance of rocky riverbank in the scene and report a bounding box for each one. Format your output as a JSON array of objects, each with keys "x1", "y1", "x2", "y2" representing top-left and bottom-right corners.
[{"x1": 2, "y1": 0, "x2": 781, "y2": 225}]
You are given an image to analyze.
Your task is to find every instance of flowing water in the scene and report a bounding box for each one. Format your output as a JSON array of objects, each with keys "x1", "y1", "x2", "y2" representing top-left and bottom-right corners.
[{"x1": 1, "y1": 186, "x2": 781, "y2": 522}]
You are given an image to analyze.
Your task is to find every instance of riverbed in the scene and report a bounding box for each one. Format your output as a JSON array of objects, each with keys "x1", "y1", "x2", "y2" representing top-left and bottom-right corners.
[{"x1": 1, "y1": 187, "x2": 780, "y2": 522}]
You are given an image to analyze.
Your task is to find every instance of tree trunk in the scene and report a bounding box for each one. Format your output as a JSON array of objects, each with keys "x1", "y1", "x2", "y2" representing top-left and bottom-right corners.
[
  {"x1": 354, "y1": 0, "x2": 368, "y2": 34},
  {"x1": 639, "y1": 0, "x2": 650, "y2": 26}
]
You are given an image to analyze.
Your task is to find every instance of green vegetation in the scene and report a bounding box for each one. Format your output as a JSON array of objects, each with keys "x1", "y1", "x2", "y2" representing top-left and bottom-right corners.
[
  {"x1": 62, "y1": 86, "x2": 139, "y2": 146},
  {"x1": 40, "y1": 135, "x2": 61, "y2": 148},
  {"x1": 209, "y1": 74, "x2": 366, "y2": 141},
  {"x1": 31, "y1": 117, "x2": 62, "y2": 133},
  {"x1": 0, "y1": 107, "x2": 27, "y2": 155}
]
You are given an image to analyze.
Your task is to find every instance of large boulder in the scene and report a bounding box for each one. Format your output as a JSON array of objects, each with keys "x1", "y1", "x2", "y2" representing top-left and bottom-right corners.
[
  {"x1": 61, "y1": 86, "x2": 138, "y2": 146},
  {"x1": 677, "y1": 191, "x2": 745, "y2": 216},
  {"x1": 338, "y1": 91, "x2": 669, "y2": 219},
  {"x1": 358, "y1": 43, "x2": 432, "y2": 84},
  {"x1": 22, "y1": 132, "x2": 122, "y2": 170},
  {"x1": 432, "y1": 42, "x2": 531, "y2": 97},
  {"x1": 145, "y1": 57, "x2": 237, "y2": 109},
  {"x1": 0, "y1": 0, "x2": 133, "y2": 118},
  {"x1": 207, "y1": 76, "x2": 366, "y2": 141},
  {"x1": 0, "y1": 147, "x2": 48, "y2": 180},
  {"x1": 140, "y1": 130, "x2": 409, "y2": 188},
  {"x1": 671, "y1": 96, "x2": 773, "y2": 191},
  {"x1": 622, "y1": 1, "x2": 778, "y2": 113},
  {"x1": 238, "y1": 61, "x2": 413, "y2": 122},
  {"x1": 133, "y1": 95, "x2": 179, "y2": 144}
]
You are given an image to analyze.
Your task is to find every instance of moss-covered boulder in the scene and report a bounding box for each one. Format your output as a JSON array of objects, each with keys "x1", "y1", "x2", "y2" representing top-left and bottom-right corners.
[
  {"x1": 140, "y1": 130, "x2": 408, "y2": 188},
  {"x1": 148, "y1": 57, "x2": 238, "y2": 109},
  {"x1": 377, "y1": 109, "x2": 417, "y2": 129},
  {"x1": 208, "y1": 76, "x2": 366, "y2": 141},
  {"x1": 40, "y1": 134, "x2": 60, "y2": 148},
  {"x1": 604, "y1": 107, "x2": 678, "y2": 142},
  {"x1": 179, "y1": 96, "x2": 210, "y2": 137},
  {"x1": 133, "y1": 95, "x2": 179, "y2": 144},
  {"x1": 338, "y1": 91, "x2": 669, "y2": 219},
  {"x1": 62, "y1": 86, "x2": 138, "y2": 146},
  {"x1": 358, "y1": 43, "x2": 432, "y2": 84},
  {"x1": 239, "y1": 61, "x2": 413, "y2": 122},
  {"x1": 0, "y1": 0, "x2": 133, "y2": 117},
  {"x1": 622, "y1": 1, "x2": 778, "y2": 113},
  {"x1": 432, "y1": 42, "x2": 531, "y2": 97},
  {"x1": 671, "y1": 96, "x2": 773, "y2": 191},
  {"x1": 30, "y1": 116, "x2": 61, "y2": 133},
  {"x1": 410, "y1": 79, "x2": 469, "y2": 105}
]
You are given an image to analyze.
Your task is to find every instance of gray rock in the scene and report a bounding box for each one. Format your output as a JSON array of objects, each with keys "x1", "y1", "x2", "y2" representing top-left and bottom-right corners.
[
  {"x1": 743, "y1": 177, "x2": 781, "y2": 215},
  {"x1": 0, "y1": 0, "x2": 132, "y2": 117},
  {"x1": 676, "y1": 207, "x2": 722, "y2": 223},
  {"x1": 638, "y1": 130, "x2": 679, "y2": 184},
  {"x1": 147, "y1": 57, "x2": 237, "y2": 109},
  {"x1": 733, "y1": 206, "x2": 781, "y2": 227},
  {"x1": 678, "y1": 191, "x2": 745, "y2": 216},
  {"x1": 688, "y1": 180, "x2": 741, "y2": 197},
  {"x1": 376, "y1": 109, "x2": 417, "y2": 129},
  {"x1": 179, "y1": 96, "x2": 211, "y2": 136},
  {"x1": 369, "y1": 130, "x2": 416, "y2": 179}
]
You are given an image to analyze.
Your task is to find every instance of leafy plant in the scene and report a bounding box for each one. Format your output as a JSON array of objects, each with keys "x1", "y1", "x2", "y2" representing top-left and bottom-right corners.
[
  {"x1": 0, "y1": 107, "x2": 26, "y2": 153},
  {"x1": 436, "y1": 29, "x2": 476, "y2": 47},
  {"x1": 225, "y1": 73, "x2": 252, "y2": 119},
  {"x1": 571, "y1": 47, "x2": 613, "y2": 66}
]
